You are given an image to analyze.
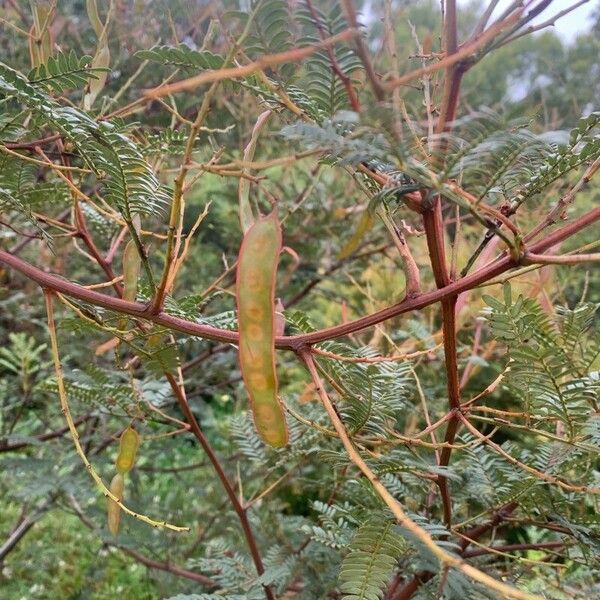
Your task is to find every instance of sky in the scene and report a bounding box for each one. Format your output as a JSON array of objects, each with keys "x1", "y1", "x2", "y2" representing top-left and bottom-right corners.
[{"x1": 461, "y1": 0, "x2": 598, "y2": 42}]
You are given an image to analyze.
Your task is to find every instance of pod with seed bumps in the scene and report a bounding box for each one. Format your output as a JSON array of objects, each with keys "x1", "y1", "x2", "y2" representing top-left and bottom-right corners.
[
  {"x1": 115, "y1": 426, "x2": 140, "y2": 474},
  {"x1": 236, "y1": 211, "x2": 288, "y2": 448},
  {"x1": 107, "y1": 472, "x2": 124, "y2": 535}
]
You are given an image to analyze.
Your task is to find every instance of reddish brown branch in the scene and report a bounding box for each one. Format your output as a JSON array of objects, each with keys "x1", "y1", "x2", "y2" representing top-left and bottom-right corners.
[
  {"x1": 164, "y1": 373, "x2": 275, "y2": 600},
  {"x1": 340, "y1": 0, "x2": 385, "y2": 100},
  {"x1": 1, "y1": 205, "x2": 599, "y2": 351},
  {"x1": 420, "y1": 0, "x2": 465, "y2": 520},
  {"x1": 388, "y1": 502, "x2": 518, "y2": 599},
  {"x1": 0, "y1": 499, "x2": 53, "y2": 562}
]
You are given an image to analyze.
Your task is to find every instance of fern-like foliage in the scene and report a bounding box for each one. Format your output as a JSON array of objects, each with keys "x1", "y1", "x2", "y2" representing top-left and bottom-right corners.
[
  {"x1": 314, "y1": 340, "x2": 410, "y2": 437},
  {"x1": 513, "y1": 111, "x2": 600, "y2": 207},
  {"x1": 461, "y1": 434, "x2": 529, "y2": 506},
  {"x1": 135, "y1": 44, "x2": 224, "y2": 71},
  {"x1": 93, "y1": 121, "x2": 168, "y2": 218},
  {"x1": 42, "y1": 364, "x2": 136, "y2": 416},
  {"x1": 440, "y1": 110, "x2": 555, "y2": 202},
  {"x1": 338, "y1": 518, "x2": 407, "y2": 600},
  {"x1": 0, "y1": 154, "x2": 68, "y2": 239},
  {"x1": 28, "y1": 50, "x2": 108, "y2": 93},
  {"x1": 0, "y1": 185, "x2": 39, "y2": 237},
  {"x1": 240, "y1": 75, "x2": 324, "y2": 121},
  {"x1": 0, "y1": 62, "x2": 167, "y2": 218},
  {"x1": 296, "y1": 3, "x2": 362, "y2": 117},
  {"x1": 483, "y1": 285, "x2": 599, "y2": 438},
  {"x1": 244, "y1": 0, "x2": 293, "y2": 58},
  {"x1": 143, "y1": 129, "x2": 191, "y2": 155}
]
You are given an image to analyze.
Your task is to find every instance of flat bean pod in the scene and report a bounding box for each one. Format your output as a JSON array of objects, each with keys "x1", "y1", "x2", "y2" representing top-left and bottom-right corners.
[
  {"x1": 236, "y1": 211, "x2": 288, "y2": 448},
  {"x1": 107, "y1": 472, "x2": 124, "y2": 535},
  {"x1": 122, "y1": 240, "x2": 141, "y2": 302},
  {"x1": 115, "y1": 426, "x2": 140, "y2": 474}
]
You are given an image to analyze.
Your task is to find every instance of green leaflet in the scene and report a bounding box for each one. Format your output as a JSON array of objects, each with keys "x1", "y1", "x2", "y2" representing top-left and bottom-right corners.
[
  {"x1": 28, "y1": 50, "x2": 108, "y2": 93},
  {"x1": 339, "y1": 519, "x2": 407, "y2": 600},
  {"x1": 236, "y1": 211, "x2": 288, "y2": 448}
]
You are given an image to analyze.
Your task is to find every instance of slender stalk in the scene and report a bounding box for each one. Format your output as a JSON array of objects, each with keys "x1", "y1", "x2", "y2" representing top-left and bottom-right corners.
[
  {"x1": 299, "y1": 349, "x2": 540, "y2": 600},
  {"x1": 163, "y1": 373, "x2": 275, "y2": 600},
  {"x1": 150, "y1": 8, "x2": 261, "y2": 313},
  {"x1": 68, "y1": 494, "x2": 217, "y2": 587},
  {"x1": 458, "y1": 413, "x2": 599, "y2": 494},
  {"x1": 145, "y1": 30, "x2": 357, "y2": 99},
  {"x1": 44, "y1": 291, "x2": 189, "y2": 532}
]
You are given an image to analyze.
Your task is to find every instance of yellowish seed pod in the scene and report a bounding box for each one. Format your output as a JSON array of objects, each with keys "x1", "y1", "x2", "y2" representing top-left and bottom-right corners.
[
  {"x1": 236, "y1": 211, "x2": 288, "y2": 448},
  {"x1": 107, "y1": 473, "x2": 124, "y2": 536},
  {"x1": 115, "y1": 426, "x2": 140, "y2": 474}
]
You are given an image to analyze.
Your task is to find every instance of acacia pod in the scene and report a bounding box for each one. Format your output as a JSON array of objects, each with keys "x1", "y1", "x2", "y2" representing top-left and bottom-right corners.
[
  {"x1": 107, "y1": 473, "x2": 124, "y2": 536},
  {"x1": 337, "y1": 209, "x2": 375, "y2": 260},
  {"x1": 118, "y1": 239, "x2": 141, "y2": 331},
  {"x1": 236, "y1": 211, "x2": 288, "y2": 448},
  {"x1": 122, "y1": 240, "x2": 141, "y2": 302},
  {"x1": 115, "y1": 426, "x2": 140, "y2": 474},
  {"x1": 274, "y1": 298, "x2": 286, "y2": 337}
]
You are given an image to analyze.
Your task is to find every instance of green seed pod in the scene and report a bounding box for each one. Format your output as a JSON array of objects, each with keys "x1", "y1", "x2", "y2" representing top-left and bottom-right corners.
[
  {"x1": 107, "y1": 473, "x2": 124, "y2": 536},
  {"x1": 236, "y1": 212, "x2": 288, "y2": 448},
  {"x1": 115, "y1": 426, "x2": 140, "y2": 474},
  {"x1": 122, "y1": 240, "x2": 141, "y2": 303}
]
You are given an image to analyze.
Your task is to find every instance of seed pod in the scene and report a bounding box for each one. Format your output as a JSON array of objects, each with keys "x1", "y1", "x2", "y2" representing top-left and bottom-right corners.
[
  {"x1": 274, "y1": 297, "x2": 285, "y2": 337},
  {"x1": 337, "y1": 209, "x2": 375, "y2": 260},
  {"x1": 122, "y1": 240, "x2": 141, "y2": 302},
  {"x1": 115, "y1": 426, "x2": 140, "y2": 474},
  {"x1": 236, "y1": 211, "x2": 288, "y2": 448},
  {"x1": 107, "y1": 473, "x2": 124, "y2": 536}
]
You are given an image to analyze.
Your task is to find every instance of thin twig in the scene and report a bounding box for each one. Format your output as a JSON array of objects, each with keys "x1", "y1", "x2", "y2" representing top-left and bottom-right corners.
[{"x1": 299, "y1": 349, "x2": 540, "y2": 600}]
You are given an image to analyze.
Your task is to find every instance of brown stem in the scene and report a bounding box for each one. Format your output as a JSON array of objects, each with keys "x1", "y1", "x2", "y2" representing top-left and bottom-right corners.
[
  {"x1": 36, "y1": 146, "x2": 124, "y2": 297},
  {"x1": 388, "y1": 502, "x2": 518, "y2": 599},
  {"x1": 462, "y1": 541, "x2": 566, "y2": 559},
  {"x1": 0, "y1": 499, "x2": 52, "y2": 562},
  {"x1": 340, "y1": 0, "x2": 385, "y2": 100},
  {"x1": 163, "y1": 373, "x2": 275, "y2": 600},
  {"x1": 422, "y1": 206, "x2": 459, "y2": 526},
  {"x1": 0, "y1": 413, "x2": 92, "y2": 453},
  {"x1": 419, "y1": 0, "x2": 465, "y2": 530},
  {"x1": 299, "y1": 349, "x2": 538, "y2": 600},
  {"x1": 524, "y1": 252, "x2": 600, "y2": 265},
  {"x1": 383, "y1": 12, "x2": 521, "y2": 91}
]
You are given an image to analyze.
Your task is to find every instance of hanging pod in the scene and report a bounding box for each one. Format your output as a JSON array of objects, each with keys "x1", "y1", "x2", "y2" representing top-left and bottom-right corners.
[
  {"x1": 115, "y1": 426, "x2": 140, "y2": 474},
  {"x1": 236, "y1": 211, "x2": 288, "y2": 448},
  {"x1": 107, "y1": 473, "x2": 124, "y2": 536}
]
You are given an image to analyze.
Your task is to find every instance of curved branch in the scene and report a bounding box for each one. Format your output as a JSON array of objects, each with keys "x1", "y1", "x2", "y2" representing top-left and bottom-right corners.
[{"x1": 0, "y1": 205, "x2": 598, "y2": 351}]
